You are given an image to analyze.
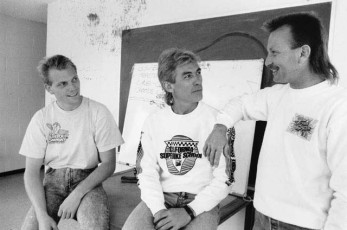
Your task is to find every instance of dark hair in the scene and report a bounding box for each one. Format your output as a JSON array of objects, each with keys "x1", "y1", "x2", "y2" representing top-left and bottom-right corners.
[
  {"x1": 157, "y1": 48, "x2": 201, "y2": 105},
  {"x1": 263, "y1": 12, "x2": 338, "y2": 83},
  {"x1": 37, "y1": 55, "x2": 77, "y2": 85}
]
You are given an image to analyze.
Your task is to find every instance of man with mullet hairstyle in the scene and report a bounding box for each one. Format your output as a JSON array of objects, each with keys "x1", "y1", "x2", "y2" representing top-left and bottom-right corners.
[
  {"x1": 123, "y1": 48, "x2": 234, "y2": 230},
  {"x1": 204, "y1": 12, "x2": 347, "y2": 230}
]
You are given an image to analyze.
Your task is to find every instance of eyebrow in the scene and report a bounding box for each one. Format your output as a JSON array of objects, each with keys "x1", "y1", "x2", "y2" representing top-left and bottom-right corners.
[
  {"x1": 57, "y1": 80, "x2": 67, "y2": 84},
  {"x1": 56, "y1": 75, "x2": 78, "y2": 84},
  {"x1": 182, "y1": 68, "x2": 201, "y2": 75}
]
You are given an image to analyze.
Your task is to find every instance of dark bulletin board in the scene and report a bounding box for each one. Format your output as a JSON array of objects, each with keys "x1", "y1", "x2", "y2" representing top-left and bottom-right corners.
[{"x1": 120, "y1": 2, "x2": 332, "y2": 189}]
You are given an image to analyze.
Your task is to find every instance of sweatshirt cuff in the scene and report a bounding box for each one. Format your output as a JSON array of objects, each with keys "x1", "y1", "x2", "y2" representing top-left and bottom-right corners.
[
  {"x1": 187, "y1": 200, "x2": 204, "y2": 216},
  {"x1": 216, "y1": 112, "x2": 235, "y2": 128},
  {"x1": 148, "y1": 203, "x2": 167, "y2": 216}
]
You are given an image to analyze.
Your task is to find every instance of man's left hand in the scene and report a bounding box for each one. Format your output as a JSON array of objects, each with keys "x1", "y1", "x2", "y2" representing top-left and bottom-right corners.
[{"x1": 58, "y1": 191, "x2": 83, "y2": 219}]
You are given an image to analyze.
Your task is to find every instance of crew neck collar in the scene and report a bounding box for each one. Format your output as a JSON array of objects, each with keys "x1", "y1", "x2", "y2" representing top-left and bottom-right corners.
[
  {"x1": 54, "y1": 96, "x2": 85, "y2": 114},
  {"x1": 169, "y1": 102, "x2": 202, "y2": 118}
]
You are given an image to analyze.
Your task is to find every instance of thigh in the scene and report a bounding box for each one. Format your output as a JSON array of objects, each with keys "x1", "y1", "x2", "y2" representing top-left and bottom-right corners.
[
  {"x1": 252, "y1": 210, "x2": 318, "y2": 230},
  {"x1": 45, "y1": 187, "x2": 66, "y2": 223},
  {"x1": 44, "y1": 168, "x2": 67, "y2": 222},
  {"x1": 252, "y1": 210, "x2": 268, "y2": 230},
  {"x1": 122, "y1": 201, "x2": 155, "y2": 230},
  {"x1": 279, "y1": 221, "x2": 319, "y2": 230},
  {"x1": 77, "y1": 185, "x2": 110, "y2": 230},
  {"x1": 183, "y1": 205, "x2": 220, "y2": 230}
]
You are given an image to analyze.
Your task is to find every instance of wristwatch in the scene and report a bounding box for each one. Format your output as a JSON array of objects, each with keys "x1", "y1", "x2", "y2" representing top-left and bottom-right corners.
[{"x1": 183, "y1": 205, "x2": 195, "y2": 220}]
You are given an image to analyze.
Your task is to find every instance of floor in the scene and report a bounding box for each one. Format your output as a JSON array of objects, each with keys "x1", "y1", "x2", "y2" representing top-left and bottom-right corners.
[
  {"x1": 0, "y1": 162, "x2": 132, "y2": 230},
  {"x1": 0, "y1": 171, "x2": 31, "y2": 230},
  {"x1": 0, "y1": 163, "x2": 246, "y2": 230}
]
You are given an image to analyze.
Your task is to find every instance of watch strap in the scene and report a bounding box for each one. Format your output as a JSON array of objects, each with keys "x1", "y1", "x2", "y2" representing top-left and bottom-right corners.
[{"x1": 183, "y1": 205, "x2": 195, "y2": 220}]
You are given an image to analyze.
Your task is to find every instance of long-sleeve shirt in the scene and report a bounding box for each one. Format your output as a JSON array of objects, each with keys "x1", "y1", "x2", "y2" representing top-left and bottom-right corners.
[
  {"x1": 137, "y1": 102, "x2": 231, "y2": 216},
  {"x1": 218, "y1": 81, "x2": 347, "y2": 230}
]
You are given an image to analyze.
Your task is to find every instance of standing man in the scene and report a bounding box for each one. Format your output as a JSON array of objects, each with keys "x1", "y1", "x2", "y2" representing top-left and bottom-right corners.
[
  {"x1": 123, "y1": 48, "x2": 233, "y2": 230},
  {"x1": 20, "y1": 55, "x2": 124, "y2": 230},
  {"x1": 204, "y1": 12, "x2": 347, "y2": 230}
]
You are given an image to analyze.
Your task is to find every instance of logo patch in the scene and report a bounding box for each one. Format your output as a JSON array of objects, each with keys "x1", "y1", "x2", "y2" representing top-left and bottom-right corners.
[
  {"x1": 287, "y1": 114, "x2": 317, "y2": 141},
  {"x1": 46, "y1": 122, "x2": 69, "y2": 143},
  {"x1": 161, "y1": 135, "x2": 201, "y2": 175}
]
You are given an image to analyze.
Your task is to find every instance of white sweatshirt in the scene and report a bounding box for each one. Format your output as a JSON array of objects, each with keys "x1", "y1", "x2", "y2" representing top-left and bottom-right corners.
[
  {"x1": 218, "y1": 81, "x2": 347, "y2": 230},
  {"x1": 137, "y1": 102, "x2": 232, "y2": 216}
]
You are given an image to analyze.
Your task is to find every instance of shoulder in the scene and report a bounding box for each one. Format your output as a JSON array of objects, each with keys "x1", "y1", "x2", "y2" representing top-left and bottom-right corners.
[
  {"x1": 263, "y1": 83, "x2": 288, "y2": 92},
  {"x1": 84, "y1": 97, "x2": 112, "y2": 116},
  {"x1": 32, "y1": 103, "x2": 55, "y2": 122},
  {"x1": 327, "y1": 84, "x2": 347, "y2": 109},
  {"x1": 329, "y1": 83, "x2": 347, "y2": 98},
  {"x1": 145, "y1": 106, "x2": 170, "y2": 122},
  {"x1": 199, "y1": 102, "x2": 219, "y2": 115},
  {"x1": 85, "y1": 97, "x2": 108, "y2": 109},
  {"x1": 25, "y1": 106, "x2": 50, "y2": 132}
]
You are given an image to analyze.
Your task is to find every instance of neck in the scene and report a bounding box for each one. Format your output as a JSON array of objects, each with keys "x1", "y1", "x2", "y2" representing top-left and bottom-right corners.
[
  {"x1": 57, "y1": 96, "x2": 83, "y2": 111},
  {"x1": 290, "y1": 70, "x2": 324, "y2": 89},
  {"x1": 171, "y1": 102, "x2": 199, "y2": 115}
]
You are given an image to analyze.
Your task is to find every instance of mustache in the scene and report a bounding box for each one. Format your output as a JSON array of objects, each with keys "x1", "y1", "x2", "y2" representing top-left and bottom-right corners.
[
  {"x1": 193, "y1": 87, "x2": 203, "y2": 92},
  {"x1": 267, "y1": 64, "x2": 279, "y2": 71}
]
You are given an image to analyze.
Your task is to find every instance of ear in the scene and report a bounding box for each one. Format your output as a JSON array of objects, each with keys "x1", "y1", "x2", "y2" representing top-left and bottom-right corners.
[
  {"x1": 44, "y1": 84, "x2": 54, "y2": 94},
  {"x1": 163, "y1": 81, "x2": 174, "y2": 93},
  {"x1": 299, "y1": 45, "x2": 311, "y2": 63}
]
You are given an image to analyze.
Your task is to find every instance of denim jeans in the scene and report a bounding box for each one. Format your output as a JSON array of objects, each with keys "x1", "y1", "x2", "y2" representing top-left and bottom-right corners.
[
  {"x1": 252, "y1": 210, "x2": 319, "y2": 230},
  {"x1": 21, "y1": 167, "x2": 110, "y2": 230},
  {"x1": 122, "y1": 192, "x2": 220, "y2": 230}
]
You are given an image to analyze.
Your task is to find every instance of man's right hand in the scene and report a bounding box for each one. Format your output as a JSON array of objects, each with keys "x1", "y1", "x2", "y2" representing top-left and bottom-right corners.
[
  {"x1": 153, "y1": 208, "x2": 191, "y2": 230},
  {"x1": 37, "y1": 213, "x2": 58, "y2": 230},
  {"x1": 203, "y1": 124, "x2": 228, "y2": 167}
]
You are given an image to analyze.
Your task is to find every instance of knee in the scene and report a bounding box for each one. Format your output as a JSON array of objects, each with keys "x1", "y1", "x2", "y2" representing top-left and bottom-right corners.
[
  {"x1": 79, "y1": 214, "x2": 110, "y2": 230},
  {"x1": 77, "y1": 200, "x2": 110, "y2": 230}
]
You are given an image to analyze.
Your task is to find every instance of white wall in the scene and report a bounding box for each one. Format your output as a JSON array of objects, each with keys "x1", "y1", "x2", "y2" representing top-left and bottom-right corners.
[
  {"x1": 47, "y1": 0, "x2": 346, "y2": 228},
  {"x1": 0, "y1": 13, "x2": 46, "y2": 173},
  {"x1": 47, "y1": 0, "x2": 347, "y2": 125}
]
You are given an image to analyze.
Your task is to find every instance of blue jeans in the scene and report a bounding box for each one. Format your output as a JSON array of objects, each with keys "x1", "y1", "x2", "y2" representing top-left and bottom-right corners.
[
  {"x1": 123, "y1": 192, "x2": 220, "y2": 230},
  {"x1": 21, "y1": 167, "x2": 110, "y2": 230},
  {"x1": 252, "y1": 210, "x2": 318, "y2": 230}
]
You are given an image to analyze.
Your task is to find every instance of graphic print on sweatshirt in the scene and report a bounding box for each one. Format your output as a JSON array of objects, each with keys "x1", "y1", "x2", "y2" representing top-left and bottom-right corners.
[
  {"x1": 161, "y1": 135, "x2": 202, "y2": 175},
  {"x1": 286, "y1": 113, "x2": 318, "y2": 141},
  {"x1": 135, "y1": 132, "x2": 144, "y2": 175},
  {"x1": 46, "y1": 122, "x2": 69, "y2": 143}
]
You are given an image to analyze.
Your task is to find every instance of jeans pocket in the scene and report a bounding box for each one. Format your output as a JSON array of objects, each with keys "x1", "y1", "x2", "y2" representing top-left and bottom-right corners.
[
  {"x1": 45, "y1": 167, "x2": 56, "y2": 175},
  {"x1": 43, "y1": 167, "x2": 59, "y2": 187}
]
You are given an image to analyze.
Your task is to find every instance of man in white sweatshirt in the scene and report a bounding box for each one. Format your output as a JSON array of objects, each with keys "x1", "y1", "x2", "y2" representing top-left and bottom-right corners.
[
  {"x1": 123, "y1": 48, "x2": 234, "y2": 230},
  {"x1": 204, "y1": 12, "x2": 347, "y2": 230}
]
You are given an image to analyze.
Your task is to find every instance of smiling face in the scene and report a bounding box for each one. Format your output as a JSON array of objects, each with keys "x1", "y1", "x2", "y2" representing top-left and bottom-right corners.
[
  {"x1": 45, "y1": 65, "x2": 82, "y2": 111},
  {"x1": 164, "y1": 62, "x2": 202, "y2": 114},
  {"x1": 265, "y1": 25, "x2": 303, "y2": 85}
]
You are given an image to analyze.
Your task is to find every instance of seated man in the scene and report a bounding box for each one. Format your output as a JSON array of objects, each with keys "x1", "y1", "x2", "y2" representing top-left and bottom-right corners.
[
  {"x1": 20, "y1": 55, "x2": 124, "y2": 230},
  {"x1": 123, "y1": 48, "x2": 233, "y2": 230}
]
